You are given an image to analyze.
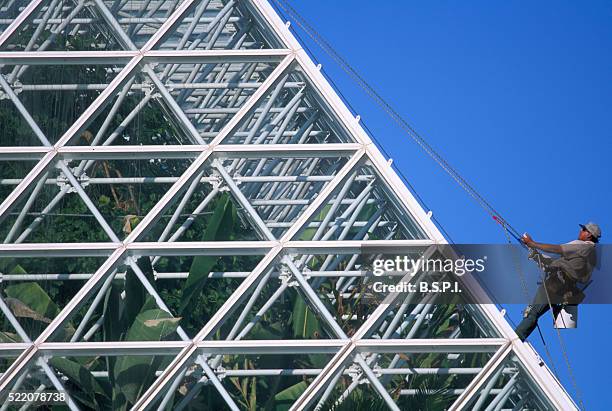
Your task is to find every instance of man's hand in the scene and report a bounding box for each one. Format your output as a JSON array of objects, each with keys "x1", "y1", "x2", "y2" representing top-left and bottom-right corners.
[
  {"x1": 521, "y1": 233, "x2": 563, "y2": 255},
  {"x1": 522, "y1": 233, "x2": 535, "y2": 247}
]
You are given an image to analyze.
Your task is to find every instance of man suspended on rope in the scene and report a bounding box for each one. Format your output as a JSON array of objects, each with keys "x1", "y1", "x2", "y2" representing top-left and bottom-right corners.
[{"x1": 514, "y1": 222, "x2": 601, "y2": 341}]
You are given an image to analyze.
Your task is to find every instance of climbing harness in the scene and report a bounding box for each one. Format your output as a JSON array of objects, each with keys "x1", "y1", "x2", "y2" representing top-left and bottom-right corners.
[{"x1": 271, "y1": 1, "x2": 587, "y2": 408}]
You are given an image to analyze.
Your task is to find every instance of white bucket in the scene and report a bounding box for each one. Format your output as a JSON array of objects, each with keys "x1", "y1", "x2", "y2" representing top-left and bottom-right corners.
[{"x1": 553, "y1": 305, "x2": 578, "y2": 329}]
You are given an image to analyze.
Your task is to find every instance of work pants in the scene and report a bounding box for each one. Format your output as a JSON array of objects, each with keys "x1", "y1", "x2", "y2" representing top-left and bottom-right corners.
[{"x1": 514, "y1": 283, "x2": 577, "y2": 341}]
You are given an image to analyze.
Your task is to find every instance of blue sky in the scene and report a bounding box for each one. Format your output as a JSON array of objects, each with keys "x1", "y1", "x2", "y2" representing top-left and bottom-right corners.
[{"x1": 273, "y1": 1, "x2": 612, "y2": 409}]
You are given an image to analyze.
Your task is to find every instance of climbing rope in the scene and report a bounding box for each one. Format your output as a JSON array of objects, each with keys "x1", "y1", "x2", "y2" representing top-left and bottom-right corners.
[{"x1": 271, "y1": 0, "x2": 586, "y2": 408}]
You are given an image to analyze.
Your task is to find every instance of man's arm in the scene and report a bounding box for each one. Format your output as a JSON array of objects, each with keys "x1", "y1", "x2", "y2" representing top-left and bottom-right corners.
[{"x1": 521, "y1": 233, "x2": 563, "y2": 254}]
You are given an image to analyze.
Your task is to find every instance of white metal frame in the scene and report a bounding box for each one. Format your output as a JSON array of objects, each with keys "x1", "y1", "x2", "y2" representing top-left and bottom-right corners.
[{"x1": 0, "y1": 1, "x2": 578, "y2": 410}]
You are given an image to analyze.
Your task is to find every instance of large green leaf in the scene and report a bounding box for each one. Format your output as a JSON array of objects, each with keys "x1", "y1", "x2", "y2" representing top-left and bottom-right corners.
[
  {"x1": 124, "y1": 309, "x2": 180, "y2": 341},
  {"x1": 103, "y1": 280, "x2": 123, "y2": 342},
  {"x1": 4, "y1": 282, "x2": 74, "y2": 340},
  {"x1": 274, "y1": 381, "x2": 308, "y2": 411},
  {"x1": 179, "y1": 193, "x2": 235, "y2": 314},
  {"x1": 124, "y1": 257, "x2": 156, "y2": 328},
  {"x1": 250, "y1": 321, "x2": 284, "y2": 340},
  {"x1": 291, "y1": 294, "x2": 321, "y2": 339},
  {"x1": 4, "y1": 282, "x2": 59, "y2": 319},
  {"x1": 0, "y1": 331, "x2": 20, "y2": 343},
  {"x1": 292, "y1": 294, "x2": 328, "y2": 368},
  {"x1": 113, "y1": 309, "x2": 180, "y2": 405},
  {"x1": 4, "y1": 297, "x2": 52, "y2": 323},
  {"x1": 103, "y1": 280, "x2": 123, "y2": 388},
  {"x1": 48, "y1": 357, "x2": 111, "y2": 409}
]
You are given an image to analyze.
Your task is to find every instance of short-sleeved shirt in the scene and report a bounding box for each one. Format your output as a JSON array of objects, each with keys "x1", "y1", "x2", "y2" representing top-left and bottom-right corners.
[{"x1": 550, "y1": 240, "x2": 596, "y2": 283}]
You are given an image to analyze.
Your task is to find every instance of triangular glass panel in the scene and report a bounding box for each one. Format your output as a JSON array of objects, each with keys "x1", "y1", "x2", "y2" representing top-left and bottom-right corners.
[
  {"x1": 153, "y1": 0, "x2": 285, "y2": 51},
  {"x1": 0, "y1": 61, "x2": 126, "y2": 145},
  {"x1": 0, "y1": 0, "x2": 128, "y2": 52},
  {"x1": 101, "y1": 0, "x2": 189, "y2": 50},
  {"x1": 461, "y1": 351, "x2": 559, "y2": 410},
  {"x1": 212, "y1": 154, "x2": 354, "y2": 239},
  {"x1": 67, "y1": 70, "x2": 199, "y2": 146},
  {"x1": 0, "y1": 256, "x2": 110, "y2": 342},
  {"x1": 159, "y1": 256, "x2": 260, "y2": 339},
  {"x1": 3, "y1": 160, "x2": 119, "y2": 243},
  {"x1": 140, "y1": 169, "x2": 272, "y2": 243},
  {"x1": 277, "y1": 250, "x2": 385, "y2": 338},
  {"x1": 221, "y1": 66, "x2": 357, "y2": 145},
  {"x1": 212, "y1": 260, "x2": 340, "y2": 342},
  {"x1": 294, "y1": 160, "x2": 428, "y2": 242},
  {"x1": 150, "y1": 60, "x2": 280, "y2": 144},
  {"x1": 0, "y1": 161, "x2": 123, "y2": 244}
]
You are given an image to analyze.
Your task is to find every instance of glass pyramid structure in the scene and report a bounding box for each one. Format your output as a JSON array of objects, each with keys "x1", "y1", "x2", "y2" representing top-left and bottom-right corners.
[{"x1": 0, "y1": 1, "x2": 577, "y2": 409}]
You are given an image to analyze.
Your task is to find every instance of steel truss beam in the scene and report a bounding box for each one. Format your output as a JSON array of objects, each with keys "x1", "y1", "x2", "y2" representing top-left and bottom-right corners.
[
  {"x1": 0, "y1": 144, "x2": 360, "y2": 161},
  {"x1": 0, "y1": 49, "x2": 290, "y2": 65},
  {"x1": 0, "y1": 240, "x2": 434, "y2": 257}
]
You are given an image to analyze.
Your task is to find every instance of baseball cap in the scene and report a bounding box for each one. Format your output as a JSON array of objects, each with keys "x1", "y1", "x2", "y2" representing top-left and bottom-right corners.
[{"x1": 579, "y1": 222, "x2": 601, "y2": 239}]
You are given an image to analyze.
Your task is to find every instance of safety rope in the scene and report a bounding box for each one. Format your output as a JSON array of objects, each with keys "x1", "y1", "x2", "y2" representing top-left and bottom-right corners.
[{"x1": 272, "y1": 1, "x2": 586, "y2": 408}]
